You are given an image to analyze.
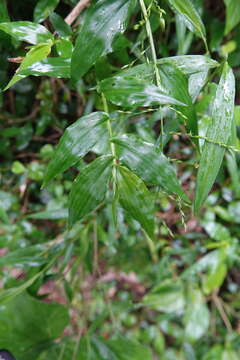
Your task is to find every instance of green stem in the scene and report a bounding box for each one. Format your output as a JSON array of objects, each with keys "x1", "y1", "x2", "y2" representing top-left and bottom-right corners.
[
  {"x1": 101, "y1": 92, "x2": 116, "y2": 158},
  {"x1": 139, "y1": 0, "x2": 161, "y2": 87},
  {"x1": 143, "y1": 229, "x2": 158, "y2": 263}
]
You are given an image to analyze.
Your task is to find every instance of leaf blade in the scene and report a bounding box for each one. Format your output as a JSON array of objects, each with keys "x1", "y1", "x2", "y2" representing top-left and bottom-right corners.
[
  {"x1": 194, "y1": 63, "x2": 235, "y2": 213},
  {"x1": 43, "y1": 112, "x2": 109, "y2": 186},
  {"x1": 69, "y1": 155, "x2": 113, "y2": 226}
]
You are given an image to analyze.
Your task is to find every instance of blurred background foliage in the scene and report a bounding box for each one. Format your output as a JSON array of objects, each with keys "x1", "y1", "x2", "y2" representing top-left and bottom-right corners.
[{"x1": 0, "y1": 0, "x2": 240, "y2": 359}]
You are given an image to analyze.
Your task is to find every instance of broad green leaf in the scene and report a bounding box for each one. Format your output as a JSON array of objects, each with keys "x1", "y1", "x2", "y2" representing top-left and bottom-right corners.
[
  {"x1": 116, "y1": 165, "x2": 155, "y2": 238},
  {"x1": 158, "y1": 55, "x2": 218, "y2": 75},
  {"x1": 0, "y1": 292, "x2": 69, "y2": 360},
  {"x1": 105, "y1": 336, "x2": 152, "y2": 360},
  {"x1": 43, "y1": 112, "x2": 109, "y2": 186},
  {"x1": 142, "y1": 280, "x2": 185, "y2": 313},
  {"x1": 71, "y1": 0, "x2": 136, "y2": 81},
  {"x1": 34, "y1": 0, "x2": 60, "y2": 23},
  {"x1": 56, "y1": 39, "x2": 73, "y2": 58},
  {"x1": 224, "y1": 0, "x2": 240, "y2": 35},
  {"x1": 184, "y1": 288, "x2": 210, "y2": 341},
  {"x1": 99, "y1": 76, "x2": 187, "y2": 108},
  {"x1": 167, "y1": 0, "x2": 207, "y2": 47},
  {"x1": 189, "y1": 70, "x2": 208, "y2": 102},
  {"x1": 194, "y1": 63, "x2": 235, "y2": 213},
  {"x1": 5, "y1": 40, "x2": 52, "y2": 89},
  {"x1": 21, "y1": 57, "x2": 70, "y2": 78},
  {"x1": 112, "y1": 134, "x2": 188, "y2": 201},
  {"x1": 49, "y1": 12, "x2": 72, "y2": 37},
  {"x1": 0, "y1": 0, "x2": 9, "y2": 22},
  {"x1": 69, "y1": 155, "x2": 113, "y2": 227},
  {"x1": 0, "y1": 21, "x2": 53, "y2": 44}
]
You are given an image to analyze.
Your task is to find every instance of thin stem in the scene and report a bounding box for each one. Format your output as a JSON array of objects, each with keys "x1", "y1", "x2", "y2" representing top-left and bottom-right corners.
[
  {"x1": 143, "y1": 229, "x2": 158, "y2": 263},
  {"x1": 65, "y1": 0, "x2": 91, "y2": 25},
  {"x1": 139, "y1": 0, "x2": 161, "y2": 87},
  {"x1": 212, "y1": 291, "x2": 232, "y2": 332},
  {"x1": 101, "y1": 93, "x2": 116, "y2": 159}
]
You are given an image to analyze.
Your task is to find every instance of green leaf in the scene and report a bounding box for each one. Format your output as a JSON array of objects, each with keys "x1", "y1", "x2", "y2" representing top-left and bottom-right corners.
[
  {"x1": 194, "y1": 63, "x2": 235, "y2": 213},
  {"x1": 0, "y1": 21, "x2": 53, "y2": 44},
  {"x1": 224, "y1": 0, "x2": 240, "y2": 35},
  {"x1": 184, "y1": 288, "x2": 210, "y2": 342},
  {"x1": 5, "y1": 40, "x2": 53, "y2": 89},
  {"x1": 34, "y1": 0, "x2": 60, "y2": 23},
  {"x1": 0, "y1": 245, "x2": 46, "y2": 267},
  {"x1": 21, "y1": 57, "x2": 70, "y2": 78},
  {"x1": 49, "y1": 12, "x2": 72, "y2": 37},
  {"x1": 105, "y1": 336, "x2": 152, "y2": 360},
  {"x1": 0, "y1": 292, "x2": 69, "y2": 360},
  {"x1": 0, "y1": 0, "x2": 9, "y2": 22},
  {"x1": 142, "y1": 280, "x2": 185, "y2": 312},
  {"x1": 99, "y1": 75, "x2": 187, "y2": 108},
  {"x1": 69, "y1": 155, "x2": 113, "y2": 227},
  {"x1": 167, "y1": 0, "x2": 207, "y2": 47},
  {"x1": 71, "y1": 0, "x2": 136, "y2": 81},
  {"x1": 116, "y1": 165, "x2": 155, "y2": 238},
  {"x1": 158, "y1": 56, "x2": 218, "y2": 75},
  {"x1": 43, "y1": 112, "x2": 109, "y2": 186},
  {"x1": 112, "y1": 134, "x2": 188, "y2": 201}
]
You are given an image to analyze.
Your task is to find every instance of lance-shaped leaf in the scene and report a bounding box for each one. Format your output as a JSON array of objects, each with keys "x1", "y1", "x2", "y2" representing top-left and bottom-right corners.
[
  {"x1": 224, "y1": 0, "x2": 240, "y2": 35},
  {"x1": 117, "y1": 165, "x2": 155, "y2": 238},
  {"x1": 0, "y1": 21, "x2": 53, "y2": 44},
  {"x1": 21, "y1": 57, "x2": 71, "y2": 78},
  {"x1": 167, "y1": 0, "x2": 207, "y2": 47},
  {"x1": 69, "y1": 155, "x2": 113, "y2": 227},
  {"x1": 43, "y1": 112, "x2": 109, "y2": 186},
  {"x1": 112, "y1": 134, "x2": 188, "y2": 201},
  {"x1": 194, "y1": 63, "x2": 235, "y2": 213},
  {"x1": 5, "y1": 40, "x2": 53, "y2": 90},
  {"x1": 34, "y1": 0, "x2": 60, "y2": 23},
  {"x1": 71, "y1": 0, "x2": 136, "y2": 81},
  {"x1": 99, "y1": 76, "x2": 186, "y2": 108}
]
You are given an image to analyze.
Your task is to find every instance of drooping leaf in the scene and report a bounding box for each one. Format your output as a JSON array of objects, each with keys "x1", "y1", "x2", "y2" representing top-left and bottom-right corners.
[
  {"x1": 0, "y1": 292, "x2": 69, "y2": 360},
  {"x1": 116, "y1": 165, "x2": 155, "y2": 238},
  {"x1": 112, "y1": 134, "x2": 188, "y2": 201},
  {"x1": 184, "y1": 288, "x2": 210, "y2": 342},
  {"x1": 71, "y1": 0, "x2": 136, "y2": 81},
  {"x1": 167, "y1": 0, "x2": 207, "y2": 47},
  {"x1": 21, "y1": 57, "x2": 70, "y2": 78},
  {"x1": 43, "y1": 112, "x2": 109, "y2": 186},
  {"x1": 34, "y1": 0, "x2": 60, "y2": 23},
  {"x1": 99, "y1": 75, "x2": 187, "y2": 108},
  {"x1": 69, "y1": 155, "x2": 113, "y2": 227},
  {"x1": 0, "y1": 21, "x2": 53, "y2": 44},
  {"x1": 224, "y1": 0, "x2": 240, "y2": 35},
  {"x1": 194, "y1": 63, "x2": 235, "y2": 213},
  {"x1": 105, "y1": 335, "x2": 152, "y2": 360},
  {"x1": 5, "y1": 40, "x2": 53, "y2": 89}
]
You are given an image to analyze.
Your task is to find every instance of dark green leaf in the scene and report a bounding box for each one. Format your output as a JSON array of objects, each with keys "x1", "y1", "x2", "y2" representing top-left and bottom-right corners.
[
  {"x1": 0, "y1": 0, "x2": 9, "y2": 22},
  {"x1": 105, "y1": 336, "x2": 152, "y2": 360},
  {"x1": 71, "y1": 0, "x2": 136, "y2": 81},
  {"x1": 99, "y1": 75, "x2": 187, "y2": 108},
  {"x1": 194, "y1": 63, "x2": 235, "y2": 213},
  {"x1": 34, "y1": 0, "x2": 60, "y2": 23},
  {"x1": 69, "y1": 155, "x2": 113, "y2": 227},
  {"x1": 0, "y1": 245, "x2": 46, "y2": 267},
  {"x1": 21, "y1": 57, "x2": 70, "y2": 78},
  {"x1": 43, "y1": 112, "x2": 109, "y2": 186},
  {"x1": 117, "y1": 165, "x2": 155, "y2": 238},
  {"x1": 112, "y1": 134, "x2": 188, "y2": 201},
  {"x1": 0, "y1": 21, "x2": 53, "y2": 44},
  {"x1": 0, "y1": 292, "x2": 69, "y2": 360},
  {"x1": 49, "y1": 12, "x2": 72, "y2": 37}
]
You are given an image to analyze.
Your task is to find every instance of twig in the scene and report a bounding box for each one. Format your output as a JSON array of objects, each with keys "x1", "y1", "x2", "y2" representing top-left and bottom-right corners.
[
  {"x1": 64, "y1": 0, "x2": 91, "y2": 26},
  {"x1": 212, "y1": 291, "x2": 232, "y2": 332}
]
